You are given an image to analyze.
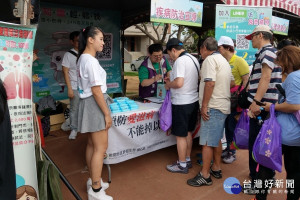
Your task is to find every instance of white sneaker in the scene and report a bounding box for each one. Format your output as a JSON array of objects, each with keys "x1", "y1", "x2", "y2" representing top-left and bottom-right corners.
[
  {"x1": 68, "y1": 130, "x2": 77, "y2": 140},
  {"x1": 88, "y1": 187, "x2": 113, "y2": 200},
  {"x1": 222, "y1": 154, "x2": 236, "y2": 164},
  {"x1": 87, "y1": 178, "x2": 109, "y2": 192}
]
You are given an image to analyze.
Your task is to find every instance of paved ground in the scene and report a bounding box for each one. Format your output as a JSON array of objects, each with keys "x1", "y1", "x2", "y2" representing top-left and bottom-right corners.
[
  {"x1": 44, "y1": 64, "x2": 288, "y2": 200},
  {"x1": 44, "y1": 130, "x2": 287, "y2": 200}
]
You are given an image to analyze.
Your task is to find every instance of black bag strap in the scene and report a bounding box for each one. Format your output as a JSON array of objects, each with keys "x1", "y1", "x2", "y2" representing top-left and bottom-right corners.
[
  {"x1": 242, "y1": 53, "x2": 259, "y2": 92},
  {"x1": 237, "y1": 80, "x2": 243, "y2": 93},
  {"x1": 276, "y1": 84, "x2": 286, "y2": 99},
  {"x1": 185, "y1": 54, "x2": 200, "y2": 92},
  {"x1": 68, "y1": 50, "x2": 78, "y2": 57},
  {"x1": 185, "y1": 54, "x2": 200, "y2": 75}
]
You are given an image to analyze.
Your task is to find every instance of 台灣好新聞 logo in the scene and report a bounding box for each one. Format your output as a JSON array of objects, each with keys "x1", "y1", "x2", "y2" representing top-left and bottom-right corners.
[{"x1": 223, "y1": 177, "x2": 242, "y2": 194}]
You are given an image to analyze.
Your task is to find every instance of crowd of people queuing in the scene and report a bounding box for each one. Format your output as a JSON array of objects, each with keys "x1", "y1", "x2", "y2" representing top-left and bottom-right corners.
[
  {"x1": 163, "y1": 25, "x2": 299, "y2": 200},
  {"x1": 0, "y1": 23, "x2": 299, "y2": 200},
  {"x1": 138, "y1": 24, "x2": 299, "y2": 200}
]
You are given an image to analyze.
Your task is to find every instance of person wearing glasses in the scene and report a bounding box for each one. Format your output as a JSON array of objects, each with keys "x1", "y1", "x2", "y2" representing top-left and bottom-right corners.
[
  {"x1": 138, "y1": 43, "x2": 172, "y2": 98},
  {"x1": 244, "y1": 25, "x2": 282, "y2": 199},
  {"x1": 217, "y1": 36, "x2": 249, "y2": 164}
]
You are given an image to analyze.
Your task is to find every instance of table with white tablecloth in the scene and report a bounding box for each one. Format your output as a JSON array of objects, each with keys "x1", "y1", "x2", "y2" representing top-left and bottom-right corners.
[{"x1": 104, "y1": 102, "x2": 200, "y2": 164}]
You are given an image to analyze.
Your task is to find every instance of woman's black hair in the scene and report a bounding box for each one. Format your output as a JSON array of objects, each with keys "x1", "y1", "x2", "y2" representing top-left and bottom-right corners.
[
  {"x1": 69, "y1": 31, "x2": 80, "y2": 41},
  {"x1": 77, "y1": 26, "x2": 103, "y2": 61},
  {"x1": 221, "y1": 44, "x2": 235, "y2": 53},
  {"x1": 148, "y1": 43, "x2": 163, "y2": 54},
  {"x1": 0, "y1": 79, "x2": 8, "y2": 123},
  {"x1": 277, "y1": 39, "x2": 296, "y2": 50}
]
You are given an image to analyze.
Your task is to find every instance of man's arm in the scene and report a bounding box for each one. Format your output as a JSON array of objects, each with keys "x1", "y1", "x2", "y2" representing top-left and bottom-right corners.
[
  {"x1": 62, "y1": 66, "x2": 74, "y2": 98},
  {"x1": 201, "y1": 81, "x2": 215, "y2": 121},
  {"x1": 165, "y1": 77, "x2": 184, "y2": 90},
  {"x1": 249, "y1": 63, "x2": 272, "y2": 116},
  {"x1": 241, "y1": 74, "x2": 249, "y2": 87}
]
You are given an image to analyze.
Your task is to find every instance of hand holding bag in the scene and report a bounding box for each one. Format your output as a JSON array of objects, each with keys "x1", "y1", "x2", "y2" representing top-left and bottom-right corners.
[
  {"x1": 252, "y1": 104, "x2": 282, "y2": 172},
  {"x1": 159, "y1": 90, "x2": 172, "y2": 131},
  {"x1": 232, "y1": 109, "x2": 249, "y2": 149}
]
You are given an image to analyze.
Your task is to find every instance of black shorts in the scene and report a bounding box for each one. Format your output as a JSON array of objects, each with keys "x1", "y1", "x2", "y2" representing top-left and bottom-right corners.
[{"x1": 171, "y1": 101, "x2": 199, "y2": 137}]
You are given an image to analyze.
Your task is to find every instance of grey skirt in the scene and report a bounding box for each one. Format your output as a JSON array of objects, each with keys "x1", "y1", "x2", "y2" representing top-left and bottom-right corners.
[{"x1": 77, "y1": 94, "x2": 113, "y2": 133}]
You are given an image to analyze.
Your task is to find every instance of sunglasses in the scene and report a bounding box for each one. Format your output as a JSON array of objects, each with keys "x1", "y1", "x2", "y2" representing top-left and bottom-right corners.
[{"x1": 251, "y1": 32, "x2": 261, "y2": 39}]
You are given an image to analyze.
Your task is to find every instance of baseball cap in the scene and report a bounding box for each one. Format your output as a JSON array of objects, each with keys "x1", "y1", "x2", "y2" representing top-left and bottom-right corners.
[
  {"x1": 218, "y1": 36, "x2": 234, "y2": 47},
  {"x1": 245, "y1": 25, "x2": 273, "y2": 40},
  {"x1": 163, "y1": 38, "x2": 183, "y2": 53}
]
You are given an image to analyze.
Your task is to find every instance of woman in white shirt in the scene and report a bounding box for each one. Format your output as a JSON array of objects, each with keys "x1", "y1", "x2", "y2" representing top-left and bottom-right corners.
[{"x1": 77, "y1": 26, "x2": 113, "y2": 200}]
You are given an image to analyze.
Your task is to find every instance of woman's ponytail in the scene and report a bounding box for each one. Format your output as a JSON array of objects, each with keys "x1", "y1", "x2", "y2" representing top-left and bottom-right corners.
[{"x1": 77, "y1": 26, "x2": 103, "y2": 62}]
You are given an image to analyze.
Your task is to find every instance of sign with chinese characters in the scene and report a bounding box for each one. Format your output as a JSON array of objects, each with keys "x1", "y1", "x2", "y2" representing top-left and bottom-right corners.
[
  {"x1": 271, "y1": 16, "x2": 289, "y2": 36},
  {"x1": 104, "y1": 103, "x2": 200, "y2": 164},
  {"x1": 243, "y1": 178, "x2": 295, "y2": 195},
  {"x1": 33, "y1": 3, "x2": 122, "y2": 102},
  {"x1": 150, "y1": 0, "x2": 203, "y2": 27},
  {"x1": 0, "y1": 21, "x2": 39, "y2": 198},
  {"x1": 215, "y1": 5, "x2": 272, "y2": 65}
]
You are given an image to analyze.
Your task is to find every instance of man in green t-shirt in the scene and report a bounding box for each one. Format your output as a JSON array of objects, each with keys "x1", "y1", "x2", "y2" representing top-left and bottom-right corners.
[{"x1": 138, "y1": 43, "x2": 172, "y2": 98}]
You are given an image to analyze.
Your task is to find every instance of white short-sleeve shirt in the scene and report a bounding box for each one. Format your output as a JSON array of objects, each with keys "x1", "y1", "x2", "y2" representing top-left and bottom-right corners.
[
  {"x1": 77, "y1": 54, "x2": 107, "y2": 98},
  {"x1": 199, "y1": 53, "x2": 232, "y2": 114},
  {"x1": 170, "y1": 53, "x2": 200, "y2": 105},
  {"x1": 62, "y1": 48, "x2": 78, "y2": 90}
]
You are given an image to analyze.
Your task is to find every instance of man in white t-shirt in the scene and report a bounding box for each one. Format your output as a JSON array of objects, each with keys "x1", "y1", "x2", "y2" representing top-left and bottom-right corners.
[
  {"x1": 62, "y1": 31, "x2": 80, "y2": 140},
  {"x1": 164, "y1": 38, "x2": 200, "y2": 174},
  {"x1": 187, "y1": 37, "x2": 234, "y2": 187}
]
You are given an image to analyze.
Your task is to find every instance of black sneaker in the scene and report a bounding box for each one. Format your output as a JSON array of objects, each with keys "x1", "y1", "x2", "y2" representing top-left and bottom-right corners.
[
  {"x1": 187, "y1": 161, "x2": 192, "y2": 169},
  {"x1": 187, "y1": 173, "x2": 213, "y2": 187},
  {"x1": 210, "y1": 167, "x2": 222, "y2": 179}
]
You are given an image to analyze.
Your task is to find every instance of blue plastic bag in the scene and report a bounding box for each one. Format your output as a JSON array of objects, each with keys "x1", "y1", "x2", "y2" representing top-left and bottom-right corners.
[
  {"x1": 253, "y1": 104, "x2": 282, "y2": 172},
  {"x1": 159, "y1": 90, "x2": 172, "y2": 131}
]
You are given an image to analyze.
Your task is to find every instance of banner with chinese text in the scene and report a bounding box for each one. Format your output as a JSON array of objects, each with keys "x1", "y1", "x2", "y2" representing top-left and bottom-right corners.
[
  {"x1": 271, "y1": 16, "x2": 289, "y2": 36},
  {"x1": 33, "y1": 3, "x2": 122, "y2": 102},
  {"x1": 0, "y1": 21, "x2": 39, "y2": 199},
  {"x1": 104, "y1": 103, "x2": 200, "y2": 164},
  {"x1": 215, "y1": 5, "x2": 272, "y2": 65},
  {"x1": 150, "y1": 0, "x2": 203, "y2": 27}
]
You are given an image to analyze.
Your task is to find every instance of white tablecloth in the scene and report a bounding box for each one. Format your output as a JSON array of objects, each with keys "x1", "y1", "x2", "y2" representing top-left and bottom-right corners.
[{"x1": 103, "y1": 102, "x2": 178, "y2": 164}]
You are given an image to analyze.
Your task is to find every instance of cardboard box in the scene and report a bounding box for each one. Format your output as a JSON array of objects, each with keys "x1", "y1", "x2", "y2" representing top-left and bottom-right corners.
[{"x1": 37, "y1": 100, "x2": 69, "y2": 132}]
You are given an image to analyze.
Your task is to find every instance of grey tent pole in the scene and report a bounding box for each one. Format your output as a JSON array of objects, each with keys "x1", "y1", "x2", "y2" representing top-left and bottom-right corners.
[
  {"x1": 42, "y1": 149, "x2": 82, "y2": 200},
  {"x1": 106, "y1": 164, "x2": 111, "y2": 183}
]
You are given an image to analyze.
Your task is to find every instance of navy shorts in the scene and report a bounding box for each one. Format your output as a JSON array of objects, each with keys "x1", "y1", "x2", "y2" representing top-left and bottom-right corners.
[{"x1": 171, "y1": 101, "x2": 199, "y2": 137}]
